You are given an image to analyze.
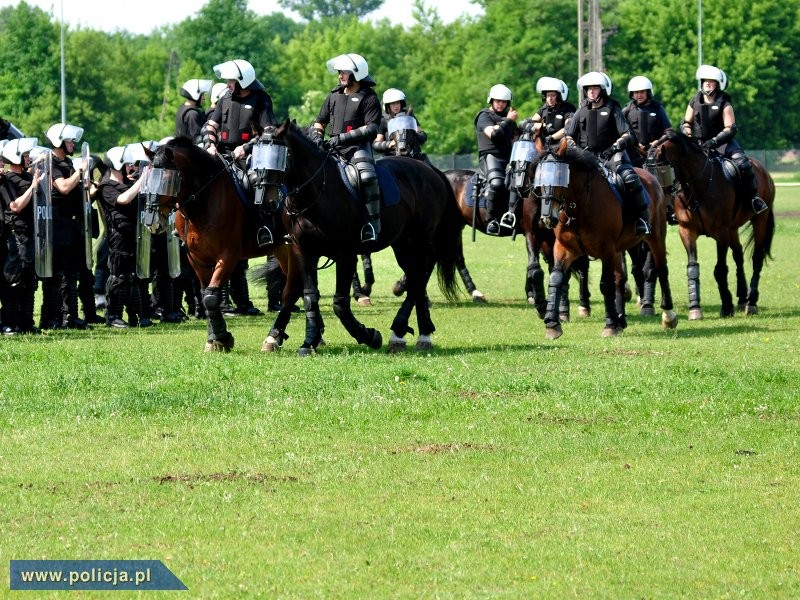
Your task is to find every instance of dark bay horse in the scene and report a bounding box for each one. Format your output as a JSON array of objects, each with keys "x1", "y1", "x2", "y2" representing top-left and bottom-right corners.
[
  {"x1": 144, "y1": 137, "x2": 303, "y2": 352},
  {"x1": 656, "y1": 130, "x2": 775, "y2": 319},
  {"x1": 273, "y1": 120, "x2": 461, "y2": 355},
  {"x1": 532, "y1": 144, "x2": 677, "y2": 339}
]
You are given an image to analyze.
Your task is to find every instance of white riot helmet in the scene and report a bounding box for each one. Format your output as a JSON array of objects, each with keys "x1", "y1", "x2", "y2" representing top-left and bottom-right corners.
[
  {"x1": 696, "y1": 64, "x2": 727, "y2": 91},
  {"x1": 106, "y1": 143, "x2": 151, "y2": 171},
  {"x1": 180, "y1": 79, "x2": 212, "y2": 102},
  {"x1": 45, "y1": 123, "x2": 84, "y2": 148},
  {"x1": 327, "y1": 53, "x2": 371, "y2": 82},
  {"x1": 577, "y1": 71, "x2": 612, "y2": 98},
  {"x1": 627, "y1": 75, "x2": 654, "y2": 99},
  {"x1": 210, "y1": 82, "x2": 228, "y2": 105},
  {"x1": 487, "y1": 84, "x2": 513, "y2": 104},
  {"x1": 382, "y1": 88, "x2": 406, "y2": 112},
  {"x1": 105, "y1": 146, "x2": 125, "y2": 170},
  {"x1": 536, "y1": 77, "x2": 569, "y2": 102},
  {"x1": 2, "y1": 137, "x2": 38, "y2": 165},
  {"x1": 213, "y1": 59, "x2": 256, "y2": 89}
]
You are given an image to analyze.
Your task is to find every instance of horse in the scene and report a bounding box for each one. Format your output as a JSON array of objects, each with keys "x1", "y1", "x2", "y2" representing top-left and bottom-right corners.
[
  {"x1": 143, "y1": 136, "x2": 304, "y2": 352},
  {"x1": 273, "y1": 119, "x2": 462, "y2": 355},
  {"x1": 531, "y1": 142, "x2": 677, "y2": 339},
  {"x1": 446, "y1": 165, "x2": 590, "y2": 318},
  {"x1": 655, "y1": 130, "x2": 775, "y2": 319}
]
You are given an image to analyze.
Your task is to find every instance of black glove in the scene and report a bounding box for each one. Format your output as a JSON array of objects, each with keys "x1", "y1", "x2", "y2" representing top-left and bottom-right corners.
[
  {"x1": 544, "y1": 135, "x2": 555, "y2": 146},
  {"x1": 327, "y1": 134, "x2": 341, "y2": 148},
  {"x1": 702, "y1": 138, "x2": 718, "y2": 150},
  {"x1": 600, "y1": 144, "x2": 619, "y2": 160}
]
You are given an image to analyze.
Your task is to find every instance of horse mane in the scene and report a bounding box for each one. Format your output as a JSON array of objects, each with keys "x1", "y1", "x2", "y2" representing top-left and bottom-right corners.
[
  {"x1": 530, "y1": 144, "x2": 599, "y2": 174},
  {"x1": 666, "y1": 129, "x2": 701, "y2": 155},
  {"x1": 161, "y1": 136, "x2": 220, "y2": 173}
]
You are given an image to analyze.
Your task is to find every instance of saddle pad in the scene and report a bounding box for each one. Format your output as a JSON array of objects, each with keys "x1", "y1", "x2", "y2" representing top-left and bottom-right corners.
[
  {"x1": 335, "y1": 159, "x2": 400, "y2": 207},
  {"x1": 464, "y1": 173, "x2": 487, "y2": 209},
  {"x1": 604, "y1": 170, "x2": 650, "y2": 208}
]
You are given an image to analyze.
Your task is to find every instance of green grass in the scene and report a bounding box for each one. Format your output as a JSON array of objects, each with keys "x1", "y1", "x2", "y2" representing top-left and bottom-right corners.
[{"x1": 1, "y1": 186, "x2": 799, "y2": 598}]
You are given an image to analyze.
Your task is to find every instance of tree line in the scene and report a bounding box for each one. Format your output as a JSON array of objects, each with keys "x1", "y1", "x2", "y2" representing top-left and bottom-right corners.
[{"x1": 1, "y1": 0, "x2": 797, "y2": 154}]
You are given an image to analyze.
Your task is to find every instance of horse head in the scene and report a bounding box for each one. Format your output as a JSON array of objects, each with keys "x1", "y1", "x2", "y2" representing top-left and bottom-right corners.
[
  {"x1": 249, "y1": 126, "x2": 289, "y2": 206},
  {"x1": 528, "y1": 135, "x2": 574, "y2": 229},
  {"x1": 274, "y1": 120, "x2": 330, "y2": 208},
  {"x1": 387, "y1": 113, "x2": 422, "y2": 157},
  {"x1": 140, "y1": 139, "x2": 190, "y2": 234}
]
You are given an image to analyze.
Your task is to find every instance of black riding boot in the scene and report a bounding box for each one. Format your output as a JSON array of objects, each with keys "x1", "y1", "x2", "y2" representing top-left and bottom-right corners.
[
  {"x1": 737, "y1": 156, "x2": 768, "y2": 214},
  {"x1": 361, "y1": 179, "x2": 381, "y2": 243},
  {"x1": 622, "y1": 168, "x2": 651, "y2": 235},
  {"x1": 230, "y1": 260, "x2": 261, "y2": 316},
  {"x1": 484, "y1": 187, "x2": 500, "y2": 235}
]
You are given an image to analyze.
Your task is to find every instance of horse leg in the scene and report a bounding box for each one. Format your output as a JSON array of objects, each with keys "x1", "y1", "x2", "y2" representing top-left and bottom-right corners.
[
  {"x1": 361, "y1": 253, "x2": 374, "y2": 296},
  {"x1": 681, "y1": 228, "x2": 703, "y2": 320},
  {"x1": 544, "y1": 262, "x2": 567, "y2": 339},
  {"x1": 714, "y1": 242, "x2": 735, "y2": 317},
  {"x1": 601, "y1": 257, "x2": 626, "y2": 337},
  {"x1": 744, "y1": 208, "x2": 774, "y2": 315},
  {"x1": 331, "y1": 254, "x2": 382, "y2": 350},
  {"x1": 524, "y1": 235, "x2": 546, "y2": 317},
  {"x1": 201, "y1": 260, "x2": 235, "y2": 352},
  {"x1": 628, "y1": 243, "x2": 646, "y2": 307},
  {"x1": 576, "y1": 256, "x2": 591, "y2": 317},
  {"x1": 729, "y1": 239, "x2": 748, "y2": 310},
  {"x1": 262, "y1": 248, "x2": 306, "y2": 353},
  {"x1": 411, "y1": 263, "x2": 437, "y2": 351},
  {"x1": 559, "y1": 267, "x2": 571, "y2": 323},
  {"x1": 457, "y1": 253, "x2": 486, "y2": 303},
  {"x1": 639, "y1": 249, "x2": 657, "y2": 316}
]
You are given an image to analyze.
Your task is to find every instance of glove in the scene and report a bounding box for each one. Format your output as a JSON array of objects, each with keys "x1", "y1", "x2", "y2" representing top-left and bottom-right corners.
[
  {"x1": 327, "y1": 134, "x2": 341, "y2": 148},
  {"x1": 600, "y1": 144, "x2": 619, "y2": 160},
  {"x1": 310, "y1": 129, "x2": 325, "y2": 150},
  {"x1": 544, "y1": 135, "x2": 555, "y2": 146},
  {"x1": 702, "y1": 138, "x2": 718, "y2": 150}
]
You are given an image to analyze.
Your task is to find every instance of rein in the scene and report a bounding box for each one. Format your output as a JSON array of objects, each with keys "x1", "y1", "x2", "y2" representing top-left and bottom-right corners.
[{"x1": 181, "y1": 156, "x2": 232, "y2": 209}]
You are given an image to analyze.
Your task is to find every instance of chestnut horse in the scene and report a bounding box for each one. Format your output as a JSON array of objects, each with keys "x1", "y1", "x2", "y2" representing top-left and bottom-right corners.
[
  {"x1": 144, "y1": 137, "x2": 304, "y2": 352},
  {"x1": 655, "y1": 130, "x2": 775, "y2": 318},
  {"x1": 532, "y1": 144, "x2": 677, "y2": 339},
  {"x1": 273, "y1": 120, "x2": 461, "y2": 355}
]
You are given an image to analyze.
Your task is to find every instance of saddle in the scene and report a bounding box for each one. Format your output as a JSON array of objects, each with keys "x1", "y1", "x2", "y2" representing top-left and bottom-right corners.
[{"x1": 334, "y1": 156, "x2": 401, "y2": 207}]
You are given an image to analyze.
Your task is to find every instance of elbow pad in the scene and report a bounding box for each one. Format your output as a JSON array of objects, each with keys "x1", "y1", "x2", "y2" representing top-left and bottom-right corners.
[
  {"x1": 201, "y1": 124, "x2": 217, "y2": 149},
  {"x1": 417, "y1": 131, "x2": 427, "y2": 145},
  {"x1": 339, "y1": 123, "x2": 379, "y2": 146},
  {"x1": 373, "y1": 140, "x2": 389, "y2": 152},
  {"x1": 714, "y1": 124, "x2": 737, "y2": 146}
]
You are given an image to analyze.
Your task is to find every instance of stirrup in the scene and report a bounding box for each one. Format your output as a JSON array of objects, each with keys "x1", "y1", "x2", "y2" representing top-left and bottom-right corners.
[
  {"x1": 360, "y1": 222, "x2": 378, "y2": 243},
  {"x1": 635, "y1": 218, "x2": 652, "y2": 236},
  {"x1": 751, "y1": 196, "x2": 768, "y2": 215},
  {"x1": 256, "y1": 226, "x2": 274, "y2": 247},
  {"x1": 485, "y1": 220, "x2": 500, "y2": 236},
  {"x1": 499, "y1": 212, "x2": 516, "y2": 230}
]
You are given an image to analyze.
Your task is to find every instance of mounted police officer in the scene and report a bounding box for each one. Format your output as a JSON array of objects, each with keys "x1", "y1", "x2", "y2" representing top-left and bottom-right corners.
[
  {"x1": 682, "y1": 64, "x2": 768, "y2": 214},
  {"x1": 475, "y1": 84, "x2": 519, "y2": 235},
  {"x1": 175, "y1": 79, "x2": 212, "y2": 144},
  {"x1": 564, "y1": 72, "x2": 652, "y2": 236},
  {"x1": 507, "y1": 77, "x2": 576, "y2": 230},
  {"x1": 373, "y1": 88, "x2": 431, "y2": 164},
  {"x1": 0, "y1": 138, "x2": 41, "y2": 334},
  {"x1": 95, "y1": 144, "x2": 153, "y2": 328},
  {"x1": 311, "y1": 52, "x2": 382, "y2": 243},
  {"x1": 622, "y1": 76, "x2": 672, "y2": 167},
  {"x1": 42, "y1": 122, "x2": 90, "y2": 329}
]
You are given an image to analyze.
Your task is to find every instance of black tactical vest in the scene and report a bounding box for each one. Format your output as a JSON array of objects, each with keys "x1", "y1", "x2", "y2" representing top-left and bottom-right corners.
[
  {"x1": 689, "y1": 91, "x2": 730, "y2": 141},
  {"x1": 328, "y1": 87, "x2": 374, "y2": 135},
  {"x1": 0, "y1": 172, "x2": 33, "y2": 231}
]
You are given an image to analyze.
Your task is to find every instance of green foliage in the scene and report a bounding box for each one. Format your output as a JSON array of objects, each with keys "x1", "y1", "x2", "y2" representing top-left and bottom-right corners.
[
  {"x1": 277, "y1": 0, "x2": 384, "y2": 21},
  {"x1": 0, "y1": 0, "x2": 799, "y2": 153}
]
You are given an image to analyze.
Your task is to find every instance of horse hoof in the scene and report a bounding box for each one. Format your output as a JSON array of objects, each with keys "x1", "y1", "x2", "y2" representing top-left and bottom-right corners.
[
  {"x1": 297, "y1": 346, "x2": 315, "y2": 357},
  {"x1": 527, "y1": 296, "x2": 537, "y2": 306},
  {"x1": 688, "y1": 308, "x2": 703, "y2": 321},
  {"x1": 392, "y1": 281, "x2": 405, "y2": 297},
  {"x1": 719, "y1": 308, "x2": 735, "y2": 318},
  {"x1": 415, "y1": 335, "x2": 433, "y2": 352},
  {"x1": 640, "y1": 305, "x2": 655, "y2": 317},
  {"x1": 388, "y1": 340, "x2": 406, "y2": 353},
  {"x1": 545, "y1": 325, "x2": 563, "y2": 340},
  {"x1": 261, "y1": 335, "x2": 282, "y2": 352},
  {"x1": 471, "y1": 291, "x2": 487, "y2": 303},
  {"x1": 559, "y1": 312, "x2": 570, "y2": 323},
  {"x1": 662, "y1": 310, "x2": 678, "y2": 330},
  {"x1": 577, "y1": 306, "x2": 591, "y2": 318},
  {"x1": 601, "y1": 326, "x2": 622, "y2": 337},
  {"x1": 204, "y1": 339, "x2": 233, "y2": 353},
  {"x1": 367, "y1": 329, "x2": 383, "y2": 350},
  {"x1": 745, "y1": 304, "x2": 759, "y2": 316},
  {"x1": 356, "y1": 296, "x2": 372, "y2": 307}
]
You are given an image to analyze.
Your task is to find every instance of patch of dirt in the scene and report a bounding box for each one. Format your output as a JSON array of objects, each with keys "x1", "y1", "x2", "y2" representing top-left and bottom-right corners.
[
  {"x1": 393, "y1": 442, "x2": 495, "y2": 455},
  {"x1": 530, "y1": 413, "x2": 617, "y2": 426},
  {"x1": 155, "y1": 471, "x2": 299, "y2": 485},
  {"x1": 734, "y1": 449, "x2": 757, "y2": 456}
]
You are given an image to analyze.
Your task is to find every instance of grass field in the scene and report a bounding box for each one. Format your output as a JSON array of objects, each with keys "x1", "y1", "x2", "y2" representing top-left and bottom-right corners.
[{"x1": 1, "y1": 186, "x2": 798, "y2": 598}]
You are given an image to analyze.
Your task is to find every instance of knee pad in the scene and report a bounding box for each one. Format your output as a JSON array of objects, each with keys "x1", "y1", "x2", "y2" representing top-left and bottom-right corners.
[
  {"x1": 548, "y1": 269, "x2": 564, "y2": 288},
  {"x1": 620, "y1": 168, "x2": 643, "y2": 193},
  {"x1": 687, "y1": 262, "x2": 700, "y2": 280},
  {"x1": 202, "y1": 287, "x2": 221, "y2": 311}
]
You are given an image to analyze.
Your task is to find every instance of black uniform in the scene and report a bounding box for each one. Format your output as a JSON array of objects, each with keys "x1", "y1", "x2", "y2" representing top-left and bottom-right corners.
[
  {"x1": 622, "y1": 99, "x2": 672, "y2": 167},
  {"x1": 475, "y1": 108, "x2": 518, "y2": 226},
  {"x1": 208, "y1": 85, "x2": 276, "y2": 154},
  {"x1": 175, "y1": 104, "x2": 206, "y2": 144},
  {"x1": 0, "y1": 171, "x2": 37, "y2": 332}
]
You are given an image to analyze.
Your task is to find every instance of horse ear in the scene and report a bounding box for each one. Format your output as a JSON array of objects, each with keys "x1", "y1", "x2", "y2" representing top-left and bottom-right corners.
[
  {"x1": 143, "y1": 144, "x2": 154, "y2": 161},
  {"x1": 164, "y1": 147, "x2": 174, "y2": 161}
]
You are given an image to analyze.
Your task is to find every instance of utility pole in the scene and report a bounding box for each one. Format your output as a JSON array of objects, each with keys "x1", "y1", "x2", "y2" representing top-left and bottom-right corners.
[
  {"x1": 160, "y1": 50, "x2": 177, "y2": 124},
  {"x1": 577, "y1": 0, "x2": 604, "y2": 77}
]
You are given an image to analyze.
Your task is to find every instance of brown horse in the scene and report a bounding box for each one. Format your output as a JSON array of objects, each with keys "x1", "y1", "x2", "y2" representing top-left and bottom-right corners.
[
  {"x1": 655, "y1": 130, "x2": 775, "y2": 319},
  {"x1": 532, "y1": 143, "x2": 677, "y2": 339},
  {"x1": 143, "y1": 137, "x2": 304, "y2": 352},
  {"x1": 273, "y1": 120, "x2": 461, "y2": 355}
]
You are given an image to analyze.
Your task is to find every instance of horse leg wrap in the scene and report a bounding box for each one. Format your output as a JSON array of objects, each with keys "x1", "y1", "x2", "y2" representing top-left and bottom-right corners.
[
  {"x1": 687, "y1": 262, "x2": 701, "y2": 308},
  {"x1": 544, "y1": 268, "x2": 564, "y2": 326},
  {"x1": 203, "y1": 287, "x2": 228, "y2": 341}
]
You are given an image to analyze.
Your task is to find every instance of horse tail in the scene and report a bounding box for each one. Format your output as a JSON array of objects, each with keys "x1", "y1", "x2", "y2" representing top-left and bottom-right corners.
[
  {"x1": 745, "y1": 205, "x2": 776, "y2": 261},
  {"x1": 432, "y1": 167, "x2": 463, "y2": 302}
]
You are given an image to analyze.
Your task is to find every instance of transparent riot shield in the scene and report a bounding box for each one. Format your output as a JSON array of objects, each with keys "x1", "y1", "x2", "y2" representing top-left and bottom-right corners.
[
  {"x1": 80, "y1": 141, "x2": 93, "y2": 270},
  {"x1": 33, "y1": 150, "x2": 54, "y2": 278},
  {"x1": 135, "y1": 167, "x2": 152, "y2": 279},
  {"x1": 166, "y1": 211, "x2": 181, "y2": 278}
]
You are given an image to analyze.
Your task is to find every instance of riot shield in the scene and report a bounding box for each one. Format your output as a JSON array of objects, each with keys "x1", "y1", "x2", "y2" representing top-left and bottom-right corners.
[
  {"x1": 80, "y1": 141, "x2": 93, "y2": 270},
  {"x1": 166, "y1": 211, "x2": 181, "y2": 278},
  {"x1": 33, "y1": 150, "x2": 53, "y2": 278},
  {"x1": 135, "y1": 167, "x2": 152, "y2": 279}
]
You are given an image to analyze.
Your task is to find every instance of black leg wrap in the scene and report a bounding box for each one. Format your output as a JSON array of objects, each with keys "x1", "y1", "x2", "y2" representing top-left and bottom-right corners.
[
  {"x1": 203, "y1": 286, "x2": 231, "y2": 344},
  {"x1": 544, "y1": 268, "x2": 564, "y2": 327}
]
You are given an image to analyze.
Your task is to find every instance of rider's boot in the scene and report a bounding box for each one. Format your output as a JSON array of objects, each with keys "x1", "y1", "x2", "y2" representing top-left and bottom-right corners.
[
  {"x1": 484, "y1": 187, "x2": 500, "y2": 235},
  {"x1": 361, "y1": 179, "x2": 381, "y2": 243},
  {"x1": 623, "y1": 168, "x2": 652, "y2": 236},
  {"x1": 738, "y1": 157, "x2": 768, "y2": 214}
]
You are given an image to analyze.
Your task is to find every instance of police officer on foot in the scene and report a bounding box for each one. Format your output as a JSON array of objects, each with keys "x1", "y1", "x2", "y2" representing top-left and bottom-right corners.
[
  {"x1": 175, "y1": 78, "x2": 212, "y2": 143},
  {"x1": 682, "y1": 64, "x2": 768, "y2": 215},
  {"x1": 311, "y1": 53, "x2": 382, "y2": 243},
  {"x1": 475, "y1": 84, "x2": 519, "y2": 235},
  {"x1": 564, "y1": 72, "x2": 652, "y2": 236}
]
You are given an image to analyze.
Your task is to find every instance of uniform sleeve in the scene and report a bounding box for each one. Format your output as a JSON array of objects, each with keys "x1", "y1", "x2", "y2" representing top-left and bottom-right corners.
[
  {"x1": 258, "y1": 93, "x2": 277, "y2": 128},
  {"x1": 361, "y1": 93, "x2": 382, "y2": 127},
  {"x1": 315, "y1": 94, "x2": 333, "y2": 127},
  {"x1": 563, "y1": 109, "x2": 581, "y2": 139},
  {"x1": 475, "y1": 110, "x2": 495, "y2": 133}
]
